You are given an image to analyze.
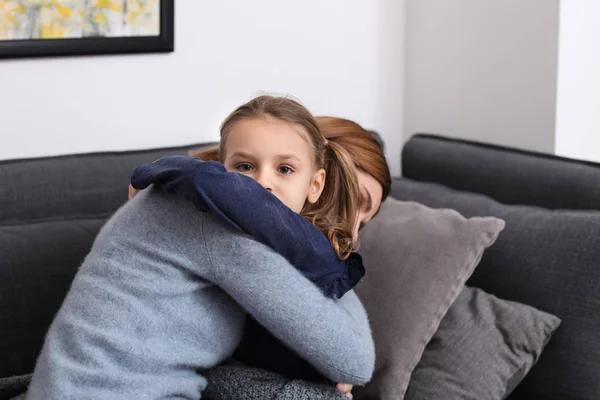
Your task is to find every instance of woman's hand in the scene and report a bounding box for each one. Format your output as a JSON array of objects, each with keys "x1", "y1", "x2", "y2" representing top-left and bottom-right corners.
[
  {"x1": 128, "y1": 184, "x2": 140, "y2": 200},
  {"x1": 336, "y1": 383, "x2": 353, "y2": 399}
]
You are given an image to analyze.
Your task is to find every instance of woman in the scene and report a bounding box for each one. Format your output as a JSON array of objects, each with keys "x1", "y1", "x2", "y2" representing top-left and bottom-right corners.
[
  {"x1": 28, "y1": 95, "x2": 375, "y2": 400},
  {"x1": 203, "y1": 116, "x2": 392, "y2": 400}
]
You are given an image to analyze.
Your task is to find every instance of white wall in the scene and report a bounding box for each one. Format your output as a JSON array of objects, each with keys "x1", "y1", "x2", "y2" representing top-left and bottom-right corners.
[
  {"x1": 1, "y1": 1, "x2": 406, "y2": 175},
  {"x1": 555, "y1": 0, "x2": 600, "y2": 163},
  {"x1": 374, "y1": 0, "x2": 406, "y2": 176},
  {"x1": 404, "y1": 0, "x2": 559, "y2": 154}
]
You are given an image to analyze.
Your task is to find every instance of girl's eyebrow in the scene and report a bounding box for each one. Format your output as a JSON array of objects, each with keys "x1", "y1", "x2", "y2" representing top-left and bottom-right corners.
[
  {"x1": 278, "y1": 154, "x2": 302, "y2": 164},
  {"x1": 229, "y1": 151, "x2": 253, "y2": 159}
]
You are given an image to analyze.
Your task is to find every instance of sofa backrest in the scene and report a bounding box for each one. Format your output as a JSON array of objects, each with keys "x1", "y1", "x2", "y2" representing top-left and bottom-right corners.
[
  {"x1": 0, "y1": 144, "x2": 210, "y2": 378},
  {"x1": 402, "y1": 134, "x2": 600, "y2": 211}
]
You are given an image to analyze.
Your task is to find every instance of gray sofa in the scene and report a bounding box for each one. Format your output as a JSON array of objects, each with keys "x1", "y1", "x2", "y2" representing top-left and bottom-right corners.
[{"x1": 1, "y1": 134, "x2": 599, "y2": 400}]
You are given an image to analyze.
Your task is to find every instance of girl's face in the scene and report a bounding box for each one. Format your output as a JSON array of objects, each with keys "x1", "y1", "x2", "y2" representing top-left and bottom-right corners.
[
  {"x1": 353, "y1": 170, "x2": 383, "y2": 242},
  {"x1": 222, "y1": 116, "x2": 326, "y2": 213}
]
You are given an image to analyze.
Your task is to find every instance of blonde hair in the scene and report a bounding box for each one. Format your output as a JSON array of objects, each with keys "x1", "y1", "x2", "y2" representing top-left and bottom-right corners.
[{"x1": 189, "y1": 95, "x2": 360, "y2": 260}]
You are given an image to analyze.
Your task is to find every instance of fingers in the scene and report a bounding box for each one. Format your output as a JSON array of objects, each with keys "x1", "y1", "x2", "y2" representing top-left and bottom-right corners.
[
  {"x1": 128, "y1": 184, "x2": 140, "y2": 200},
  {"x1": 336, "y1": 383, "x2": 353, "y2": 398}
]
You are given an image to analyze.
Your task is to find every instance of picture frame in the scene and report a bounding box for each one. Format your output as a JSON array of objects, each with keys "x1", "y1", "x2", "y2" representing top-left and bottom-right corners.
[{"x1": 0, "y1": 0, "x2": 174, "y2": 59}]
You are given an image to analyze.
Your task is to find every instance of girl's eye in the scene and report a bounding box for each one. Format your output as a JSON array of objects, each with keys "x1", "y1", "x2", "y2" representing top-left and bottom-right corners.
[
  {"x1": 237, "y1": 163, "x2": 253, "y2": 172},
  {"x1": 278, "y1": 166, "x2": 294, "y2": 174}
]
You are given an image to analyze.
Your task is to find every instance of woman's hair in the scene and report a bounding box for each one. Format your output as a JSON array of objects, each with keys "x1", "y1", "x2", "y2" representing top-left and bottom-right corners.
[
  {"x1": 316, "y1": 116, "x2": 392, "y2": 204},
  {"x1": 189, "y1": 95, "x2": 360, "y2": 260}
]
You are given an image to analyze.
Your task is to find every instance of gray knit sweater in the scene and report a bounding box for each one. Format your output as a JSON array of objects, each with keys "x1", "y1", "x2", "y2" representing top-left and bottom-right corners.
[{"x1": 27, "y1": 188, "x2": 374, "y2": 400}]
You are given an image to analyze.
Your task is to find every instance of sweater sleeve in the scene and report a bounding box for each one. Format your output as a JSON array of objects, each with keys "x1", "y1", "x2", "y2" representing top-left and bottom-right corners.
[
  {"x1": 202, "y1": 222, "x2": 375, "y2": 385},
  {"x1": 130, "y1": 156, "x2": 364, "y2": 298}
]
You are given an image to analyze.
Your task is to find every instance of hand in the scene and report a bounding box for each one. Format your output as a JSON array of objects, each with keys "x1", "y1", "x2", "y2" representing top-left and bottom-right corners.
[
  {"x1": 336, "y1": 383, "x2": 353, "y2": 399},
  {"x1": 128, "y1": 184, "x2": 140, "y2": 200}
]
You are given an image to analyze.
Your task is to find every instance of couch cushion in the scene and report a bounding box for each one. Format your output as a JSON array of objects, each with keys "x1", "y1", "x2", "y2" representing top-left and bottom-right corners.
[
  {"x1": 0, "y1": 144, "x2": 215, "y2": 225},
  {"x1": 354, "y1": 198, "x2": 505, "y2": 400},
  {"x1": 0, "y1": 144, "x2": 210, "y2": 378},
  {"x1": 391, "y1": 178, "x2": 600, "y2": 400}
]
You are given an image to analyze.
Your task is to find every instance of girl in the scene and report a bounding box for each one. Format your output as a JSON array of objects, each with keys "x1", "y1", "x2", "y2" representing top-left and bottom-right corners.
[
  {"x1": 130, "y1": 96, "x2": 367, "y2": 385},
  {"x1": 28, "y1": 96, "x2": 374, "y2": 400}
]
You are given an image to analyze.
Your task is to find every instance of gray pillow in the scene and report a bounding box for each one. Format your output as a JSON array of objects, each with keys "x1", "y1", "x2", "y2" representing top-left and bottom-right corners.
[
  {"x1": 405, "y1": 286, "x2": 561, "y2": 400},
  {"x1": 354, "y1": 199, "x2": 505, "y2": 400}
]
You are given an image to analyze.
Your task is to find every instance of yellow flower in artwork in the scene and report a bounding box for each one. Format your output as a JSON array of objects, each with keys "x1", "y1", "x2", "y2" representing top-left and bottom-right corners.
[
  {"x1": 2, "y1": 11, "x2": 17, "y2": 25},
  {"x1": 92, "y1": 12, "x2": 107, "y2": 24},
  {"x1": 39, "y1": 6, "x2": 62, "y2": 38},
  {"x1": 40, "y1": 23, "x2": 62, "y2": 38},
  {"x1": 1, "y1": 1, "x2": 26, "y2": 39},
  {"x1": 3, "y1": 1, "x2": 25, "y2": 16},
  {"x1": 56, "y1": 5, "x2": 73, "y2": 19},
  {"x1": 96, "y1": 0, "x2": 122, "y2": 12}
]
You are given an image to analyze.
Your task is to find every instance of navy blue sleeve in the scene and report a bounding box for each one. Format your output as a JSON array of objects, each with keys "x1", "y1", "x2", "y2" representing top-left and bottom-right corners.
[{"x1": 130, "y1": 156, "x2": 364, "y2": 298}]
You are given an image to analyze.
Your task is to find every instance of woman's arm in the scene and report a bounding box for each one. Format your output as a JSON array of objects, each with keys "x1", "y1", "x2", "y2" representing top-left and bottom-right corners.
[{"x1": 202, "y1": 217, "x2": 375, "y2": 385}]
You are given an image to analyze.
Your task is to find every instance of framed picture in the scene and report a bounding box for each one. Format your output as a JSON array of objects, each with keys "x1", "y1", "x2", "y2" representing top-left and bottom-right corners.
[{"x1": 0, "y1": 0, "x2": 174, "y2": 59}]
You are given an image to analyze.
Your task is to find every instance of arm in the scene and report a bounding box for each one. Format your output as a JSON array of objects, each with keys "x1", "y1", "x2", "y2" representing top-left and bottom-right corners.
[
  {"x1": 202, "y1": 220, "x2": 375, "y2": 385},
  {"x1": 130, "y1": 156, "x2": 364, "y2": 298}
]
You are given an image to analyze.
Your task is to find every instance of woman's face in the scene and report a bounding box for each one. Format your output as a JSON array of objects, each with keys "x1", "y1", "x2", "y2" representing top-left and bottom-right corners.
[{"x1": 353, "y1": 169, "x2": 384, "y2": 241}]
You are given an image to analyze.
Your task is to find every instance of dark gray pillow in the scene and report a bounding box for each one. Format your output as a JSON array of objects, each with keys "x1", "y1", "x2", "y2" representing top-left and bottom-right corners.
[
  {"x1": 405, "y1": 286, "x2": 561, "y2": 400},
  {"x1": 354, "y1": 199, "x2": 505, "y2": 400},
  {"x1": 0, "y1": 373, "x2": 31, "y2": 400},
  {"x1": 391, "y1": 178, "x2": 600, "y2": 400}
]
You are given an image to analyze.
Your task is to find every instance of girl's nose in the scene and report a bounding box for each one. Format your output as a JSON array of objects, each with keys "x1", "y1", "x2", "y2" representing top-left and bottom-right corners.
[{"x1": 256, "y1": 171, "x2": 273, "y2": 192}]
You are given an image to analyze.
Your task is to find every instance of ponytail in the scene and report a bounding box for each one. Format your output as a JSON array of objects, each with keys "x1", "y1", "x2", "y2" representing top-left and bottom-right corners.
[{"x1": 302, "y1": 141, "x2": 360, "y2": 260}]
